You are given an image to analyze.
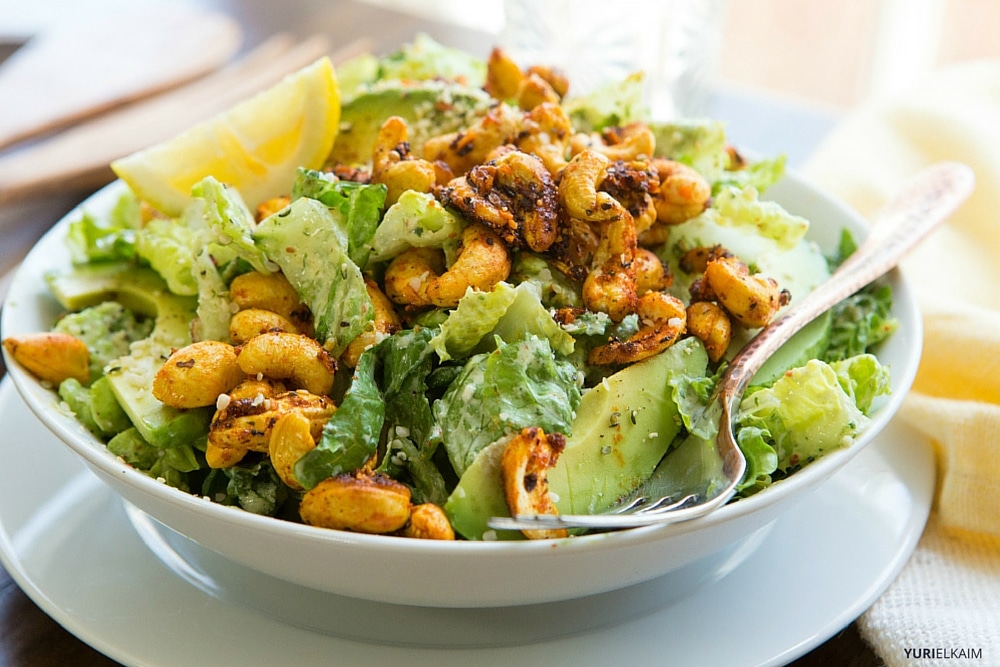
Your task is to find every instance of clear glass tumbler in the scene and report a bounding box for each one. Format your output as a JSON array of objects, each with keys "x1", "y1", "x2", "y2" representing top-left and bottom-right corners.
[{"x1": 499, "y1": 0, "x2": 727, "y2": 119}]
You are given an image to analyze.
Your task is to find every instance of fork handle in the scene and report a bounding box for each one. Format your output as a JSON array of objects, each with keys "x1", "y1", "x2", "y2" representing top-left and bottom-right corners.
[{"x1": 717, "y1": 161, "x2": 975, "y2": 400}]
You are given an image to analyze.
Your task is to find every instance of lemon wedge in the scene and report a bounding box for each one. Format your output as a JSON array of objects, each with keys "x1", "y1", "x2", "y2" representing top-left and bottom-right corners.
[{"x1": 112, "y1": 57, "x2": 340, "y2": 216}]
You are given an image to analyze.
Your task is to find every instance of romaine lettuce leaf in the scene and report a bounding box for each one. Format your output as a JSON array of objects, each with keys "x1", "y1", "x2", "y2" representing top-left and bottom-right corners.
[
  {"x1": 709, "y1": 185, "x2": 809, "y2": 250},
  {"x1": 295, "y1": 350, "x2": 385, "y2": 490},
  {"x1": 367, "y1": 189, "x2": 463, "y2": 263},
  {"x1": 66, "y1": 190, "x2": 140, "y2": 264},
  {"x1": 429, "y1": 281, "x2": 575, "y2": 361},
  {"x1": 190, "y1": 176, "x2": 272, "y2": 273},
  {"x1": 563, "y1": 71, "x2": 647, "y2": 132},
  {"x1": 735, "y1": 358, "x2": 878, "y2": 475},
  {"x1": 291, "y1": 168, "x2": 387, "y2": 268},
  {"x1": 824, "y1": 283, "x2": 898, "y2": 362},
  {"x1": 434, "y1": 335, "x2": 582, "y2": 477},
  {"x1": 134, "y1": 218, "x2": 200, "y2": 295},
  {"x1": 650, "y1": 119, "x2": 785, "y2": 194},
  {"x1": 831, "y1": 353, "x2": 892, "y2": 414},
  {"x1": 650, "y1": 118, "x2": 729, "y2": 178},
  {"x1": 376, "y1": 32, "x2": 487, "y2": 88},
  {"x1": 253, "y1": 196, "x2": 374, "y2": 355},
  {"x1": 376, "y1": 327, "x2": 449, "y2": 505},
  {"x1": 510, "y1": 253, "x2": 583, "y2": 309}
]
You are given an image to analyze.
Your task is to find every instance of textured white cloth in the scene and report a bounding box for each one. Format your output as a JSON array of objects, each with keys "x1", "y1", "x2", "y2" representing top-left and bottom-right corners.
[{"x1": 803, "y1": 60, "x2": 1000, "y2": 666}]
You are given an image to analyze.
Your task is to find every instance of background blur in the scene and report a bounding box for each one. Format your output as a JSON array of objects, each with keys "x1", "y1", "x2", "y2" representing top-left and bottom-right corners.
[{"x1": 4, "y1": 0, "x2": 1000, "y2": 112}]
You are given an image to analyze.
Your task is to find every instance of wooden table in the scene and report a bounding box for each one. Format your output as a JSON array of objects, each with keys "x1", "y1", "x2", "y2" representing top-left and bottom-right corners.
[{"x1": 0, "y1": 1, "x2": 885, "y2": 663}]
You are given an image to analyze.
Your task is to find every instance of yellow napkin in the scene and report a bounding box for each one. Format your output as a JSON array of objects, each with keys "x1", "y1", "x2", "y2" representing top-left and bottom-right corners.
[{"x1": 803, "y1": 60, "x2": 1000, "y2": 665}]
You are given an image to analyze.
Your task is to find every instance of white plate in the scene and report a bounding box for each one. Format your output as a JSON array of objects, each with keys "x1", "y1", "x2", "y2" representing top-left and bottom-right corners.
[{"x1": 0, "y1": 378, "x2": 934, "y2": 666}]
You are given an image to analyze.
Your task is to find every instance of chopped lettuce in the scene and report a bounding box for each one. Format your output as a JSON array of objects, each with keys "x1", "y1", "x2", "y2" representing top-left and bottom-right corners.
[
  {"x1": 429, "y1": 281, "x2": 575, "y2": 361},
  {"x1": 824, "y1": 283, "x2": 898, "y2": 362},
  {"x1": 734, "y1": 356, "x2": 891, "y2": 489},
  {"x1": 713, "y1": 154, "x2": 787, "y2": 194},
  {"x1": 831, "y1": 353, "x2": 892, "y2": 414},
  {"x1": 295, "y1": 350, "x2": 385, "y2": 489},
  {"x1": 376, "y1": 32, "x2": 487, "y2": 88},
  {"x1": 709, "y1": 185, "x2": 809, "y2": 250},
  {"x1": 190, "y1": 176, "x2": 272, "y2": 273},
  {"x1": 134, "y1": 218, "x2": 200, "y2": 295},
  {"x1": 434, "y1": 335, "x2": 582, "y2": 477},
  {"x1": 253, "y1": 196, "x2": 374, "y2": 355},
  {"x1": 291, "y1": 168, "x2": 387, "y2": 267},
  {"x1": 650, "y1": 119, "x2": 786, "y2": 194},
  {"x1": 651, "y1": 118, "x2": 729, "y2": 178},
  {"x1": 563, "y1": 71, "x2": 647, "y2": 132},
  {"x1": 295, "y1": 327, "x2": 449, "y2": 503},
  {"x1": 66, "y1": 190, "x2": 141, "y2": 264},
  {"x1": 375, "y1": 328, "x2": 448, "y2": 505},
  {"x1": 367, "y1": 190, "x2": 464, "y2": 263},
  {"x1": 214, "y1": 458, "x2": 290, "y2": 516},
  {"x1": 510, "y1": 253, "x2": 583, "y2": 309}
]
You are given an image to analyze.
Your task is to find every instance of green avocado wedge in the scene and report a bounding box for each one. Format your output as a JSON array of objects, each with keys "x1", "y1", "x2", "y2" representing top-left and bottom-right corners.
[
  {"x1": 328, "y1": 82, "x2": 494, "y2": 166},
  {"x1": 444, "y1": 337, "x2": 709, "y2": 540}
]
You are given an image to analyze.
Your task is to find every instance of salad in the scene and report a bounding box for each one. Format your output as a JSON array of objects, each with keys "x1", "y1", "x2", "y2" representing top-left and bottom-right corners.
[{"x1": 2, "y1": 35, "x2": 896, "y2": 541}]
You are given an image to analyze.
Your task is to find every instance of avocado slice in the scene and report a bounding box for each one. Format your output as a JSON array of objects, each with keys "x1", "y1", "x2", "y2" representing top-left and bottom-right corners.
[
  {"x1": 328, "y1": 82, "x2": 494, "y2": 166},
  {"x1": 444, "y1": 337, "x2": 709, "y2": 540},
  {"x1": 46, "y1": 263, "x2": 212, "y2": 449}
]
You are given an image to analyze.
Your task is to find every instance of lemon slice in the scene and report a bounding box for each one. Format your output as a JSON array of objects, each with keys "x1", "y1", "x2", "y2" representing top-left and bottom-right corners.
[{"x1": 112, "y1": 57, "x2": 340, "y2": 216}]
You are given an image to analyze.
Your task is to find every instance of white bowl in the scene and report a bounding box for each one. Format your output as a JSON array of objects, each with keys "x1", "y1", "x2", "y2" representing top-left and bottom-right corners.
[{"x1": 1, "y1": 171, "x2": 922, "y2": 608}]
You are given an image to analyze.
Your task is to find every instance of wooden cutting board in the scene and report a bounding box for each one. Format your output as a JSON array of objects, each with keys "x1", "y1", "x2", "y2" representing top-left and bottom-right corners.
[{"x1": 0, "y1": 3, "x2": 242, "y2": 150}]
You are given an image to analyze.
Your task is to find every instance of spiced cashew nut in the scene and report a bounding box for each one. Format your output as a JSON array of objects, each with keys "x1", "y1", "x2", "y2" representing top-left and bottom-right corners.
[
  {"x1": 500, "y1": 426, "x2": 568, "y2": 540},
  {"x1": 383, "y1": 223, "x2": 512, "y2": 309},
  {"x1": 237, "y1": 331, "x2": 337, "y2": 396}
]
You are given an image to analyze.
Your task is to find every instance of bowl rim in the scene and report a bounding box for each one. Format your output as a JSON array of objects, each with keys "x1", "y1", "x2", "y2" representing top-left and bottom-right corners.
[{"x1": 1, "y1": 169, "x2": 923, "y2": 557}]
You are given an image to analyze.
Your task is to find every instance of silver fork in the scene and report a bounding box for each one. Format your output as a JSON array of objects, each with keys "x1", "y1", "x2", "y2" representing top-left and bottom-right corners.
[{"x1": 489, "y1": 161, "x2": 974, "y2": 532}]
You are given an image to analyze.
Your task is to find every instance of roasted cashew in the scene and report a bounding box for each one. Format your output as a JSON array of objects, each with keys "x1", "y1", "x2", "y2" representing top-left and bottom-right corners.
[
  {"x1": 686, "y1": 301, "x2": 732, "y2": 363},
  {"x1": 341, "y1": 279, "x2": 402, "y2": 368},
  {"x1": 581, "y1": 204, "x2": 639, "y2": 323},
  {"x1": 485, "y1": 47, "x2": 524, "y2": 100},
  {"x1": 634, "y1": 248, "x2": 670, "y2": 296},
  {"x1": 422, "y1": 102, "x2": 522, "y2": 176},
  {"x1": 651, "y1": 158, "x2": 711, "y2": 225},
  {"x1": 268, "y1": 410, "x2": 319, "y2": 491},
  {"x1": 383, "y1": 223, "x2": 511, "y2": 309},
  {"x1": 500, "y1": 427, "x2": 568, "y2": 540},
  {"x1": 2, "y1": 332, "x2": 90, "y2": 386},
  {"x1": 558, "y1": 149, "x2": 620, "y2": 222},
  {"x1": 514, "y1": 101, "x2": 572, "y2": 175},
  {"x1": 703, "y1": 256, "x2": 790, "y2": 329},
  {"x1": 484, "y1": 48, "x2": 566, "y2": 110},
  {"x1": 237, "y1": 332, "x2": 337, "y2": 396},
  {"x1": 371, "y1": 116, "x2": 438, "y2": 206},
  {"x1": 525, "y1": 64, "x2": 568, "y2": 98},
  {"x1": 600, "y1": 159, "x2": 658, "y2": 234},
  {"x1": 207, "y1": 388, "x2": 335, "y2": 468},
  {"x1": 229, "y1": 271, "x2": 313, "y2": 334},
  {"x1": 515, "y1": 71, "x2": 561, "y2": 110},
  {"x1": 299, "y1": 471, "x2": 412, "y2": 534},
  {"x1": 152, "y1": 340, "x2": 243, "y2": 409},
  {"x1": 228, "y1": 308, "x2": 300, "y2": 345},
  {"x1": 679, "y1": 244, "x2": 732, "y2": 275},
  {"x1": 439, "y1": 149, "x2": 559, "y2": 252},
  {"x1": 588, "y1": 291, "x2": 687, "y2": 366},
  {"x1": 400, "y1": 503, "x2": 456, "y2": 540},
  {"x1": 570, "y1": 122, "x2": 656, "y2": 162}
]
